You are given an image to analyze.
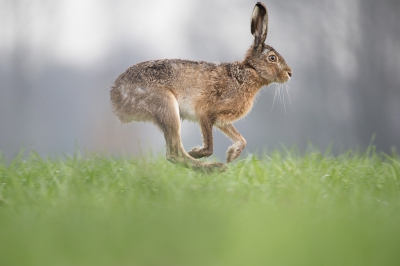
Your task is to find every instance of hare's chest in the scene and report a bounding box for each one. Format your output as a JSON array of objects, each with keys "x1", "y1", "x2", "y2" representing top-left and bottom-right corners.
[{"x1": 215, "y1": 94, "x2": 255, "y2": 123}]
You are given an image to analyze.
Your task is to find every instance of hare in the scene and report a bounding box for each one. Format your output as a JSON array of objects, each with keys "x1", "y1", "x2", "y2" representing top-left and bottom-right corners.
[{"x1": 110, "y1": 2, "x2": 292, "y2": 172}]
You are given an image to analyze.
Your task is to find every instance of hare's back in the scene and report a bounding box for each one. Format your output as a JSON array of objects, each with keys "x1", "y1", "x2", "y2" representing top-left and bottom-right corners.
[
  {"x1": 114, "y1": 60, "x2": 174, "y2": 86},
  {"x1": 115, "y1": 59, "x2": 218, "y2": 87}
]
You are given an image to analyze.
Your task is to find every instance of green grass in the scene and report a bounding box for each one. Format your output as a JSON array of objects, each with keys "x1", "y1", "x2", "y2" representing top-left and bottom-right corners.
[{"x1": 1, "y1": 148, "x2": 400, "y2": 266}]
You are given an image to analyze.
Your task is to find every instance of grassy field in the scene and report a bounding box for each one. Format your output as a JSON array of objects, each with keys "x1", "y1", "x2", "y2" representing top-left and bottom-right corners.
[{"x1": 1, "y1": 148, "x2": 400, "y2": 266}]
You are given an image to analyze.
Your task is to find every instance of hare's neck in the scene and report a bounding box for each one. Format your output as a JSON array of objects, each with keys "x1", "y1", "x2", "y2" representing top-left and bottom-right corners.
[{"x1": 240, "y1": 63, "x2": 268, "y2": 94}]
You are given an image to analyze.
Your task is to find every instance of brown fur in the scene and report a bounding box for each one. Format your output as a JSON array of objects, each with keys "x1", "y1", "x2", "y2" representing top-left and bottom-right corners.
[{"x1": 110, "y1": 2, "x2": 292, "y2": 172}]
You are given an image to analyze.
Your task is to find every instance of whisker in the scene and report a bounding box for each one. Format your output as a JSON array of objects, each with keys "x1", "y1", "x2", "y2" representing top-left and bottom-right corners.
[
  {"x1": 285, "y1": 84, "x2": 292, "y2": 105},
  {"x1": 282, "y1": 85, "x2": 287, "y2": 114},
  {"x1": 279, "y1": 84, "x2": 284, "y2": 104},
  {"x1": 270, "y1": 84, "x2": 279, "y2": 113}
]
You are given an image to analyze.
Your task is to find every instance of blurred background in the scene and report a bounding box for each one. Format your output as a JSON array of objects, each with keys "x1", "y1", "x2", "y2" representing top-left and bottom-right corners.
[{"x1": 1, "y1": 0, "x2": 399, "y2": 162}]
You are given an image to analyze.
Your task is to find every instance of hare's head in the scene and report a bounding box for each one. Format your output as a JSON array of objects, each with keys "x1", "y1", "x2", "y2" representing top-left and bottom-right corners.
[{"x1": 245, "y1": 2, "x2": 292, "y2": 85}]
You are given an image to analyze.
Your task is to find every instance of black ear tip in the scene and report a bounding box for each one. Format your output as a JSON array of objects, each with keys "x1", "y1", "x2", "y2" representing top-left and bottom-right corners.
[
  {"x1": 254, "y1": 2, "x2": 267, "y2": 15},
  {"x1": 256, "y1": 2, "x2": 266, "y2": 9}
]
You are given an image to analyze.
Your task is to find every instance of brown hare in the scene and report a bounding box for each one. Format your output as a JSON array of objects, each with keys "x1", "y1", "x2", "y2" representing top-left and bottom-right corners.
[{"x1": 110, "y1": 2, "x2": 292, "y2": 172}]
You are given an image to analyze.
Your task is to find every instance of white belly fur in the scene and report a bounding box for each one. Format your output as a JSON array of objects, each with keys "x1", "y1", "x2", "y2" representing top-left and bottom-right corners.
[{"x1": 177, "y1": 95, "x2": 198, "y2": 121}]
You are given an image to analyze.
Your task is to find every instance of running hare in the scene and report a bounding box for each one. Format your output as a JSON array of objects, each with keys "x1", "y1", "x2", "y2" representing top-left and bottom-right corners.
[{"x1": 111, "y1": 2, "x2": 292, "y2": 172}]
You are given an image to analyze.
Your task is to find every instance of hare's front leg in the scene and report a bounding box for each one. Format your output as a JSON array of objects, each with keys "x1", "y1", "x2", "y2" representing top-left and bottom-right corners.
[
  {"x1": 217, "y1": 124, "x2": 247, "y2": 163},
  {"x1": 188, "y1": 116, "x2": 214, "y2": 159}
]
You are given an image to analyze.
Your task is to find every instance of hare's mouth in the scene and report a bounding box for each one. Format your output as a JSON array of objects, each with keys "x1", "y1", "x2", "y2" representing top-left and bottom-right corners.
[
  {"x1": 283, "y1": 70, "x2": 292, "y2": 82},
  {"x1": 277, "y1": 71, "x2": 292, "y2": 84}
]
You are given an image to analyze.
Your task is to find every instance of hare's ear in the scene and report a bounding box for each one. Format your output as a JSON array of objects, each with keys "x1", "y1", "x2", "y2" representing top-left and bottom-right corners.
[{"x1": 251, "y1": 2, "x2": 268, "y2": 49}]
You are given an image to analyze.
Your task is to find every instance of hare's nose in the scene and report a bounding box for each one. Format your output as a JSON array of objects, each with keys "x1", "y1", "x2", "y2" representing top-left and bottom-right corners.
[{"x1": 288, "y1": 72, "x2": 292, "y2": 77}]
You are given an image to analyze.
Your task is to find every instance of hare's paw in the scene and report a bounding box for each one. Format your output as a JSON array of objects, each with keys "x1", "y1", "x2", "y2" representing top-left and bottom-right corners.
[
  {"x1": 190, "y1": 161, "x2": 226, "y2": 173},
  {"x1": 188, "y1": 147, "x2": 213, "y2": 159},
  {"x1": 226, "y1": 144, "x2": 245, "y2": 163},
  {"x1": 203, "y1": 162, "x2": 227, "y2": 173}
]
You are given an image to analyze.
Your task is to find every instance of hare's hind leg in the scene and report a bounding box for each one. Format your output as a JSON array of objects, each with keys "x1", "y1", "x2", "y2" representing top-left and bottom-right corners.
[{"x1": 154, "y1": 91, "x2": 225, "y2": 172}]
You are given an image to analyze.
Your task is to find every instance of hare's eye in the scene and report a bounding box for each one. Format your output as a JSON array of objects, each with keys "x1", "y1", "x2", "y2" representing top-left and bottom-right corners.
[{"x1": 268, "y1": 55, "x2": 277, "y2": 62}]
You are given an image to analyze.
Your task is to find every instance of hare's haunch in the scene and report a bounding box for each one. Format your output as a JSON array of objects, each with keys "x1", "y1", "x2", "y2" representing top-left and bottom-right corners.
[{"x1": 110, "y1": 2, "x2": 292, "y2": 172}]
